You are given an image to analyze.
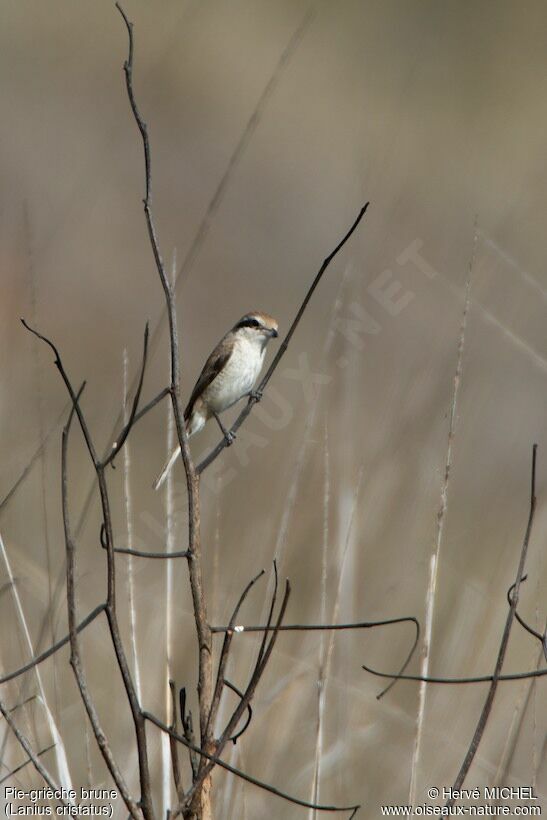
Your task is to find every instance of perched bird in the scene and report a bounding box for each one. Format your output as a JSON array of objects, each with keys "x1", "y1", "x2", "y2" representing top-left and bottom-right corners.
[{"x1": 153, "y1": 311, "x2": 279, "y2": 490}]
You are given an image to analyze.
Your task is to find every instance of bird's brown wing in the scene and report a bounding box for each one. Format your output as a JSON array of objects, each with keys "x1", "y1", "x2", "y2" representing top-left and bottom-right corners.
[{"x1": 184, "y1": 338, "x2": 233, "y2": 421}]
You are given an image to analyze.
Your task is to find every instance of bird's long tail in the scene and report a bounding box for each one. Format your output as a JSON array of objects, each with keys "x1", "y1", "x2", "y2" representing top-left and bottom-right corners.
[
  {"x1": 153, "y1": 446, "x2": 182, "y2": 491},
  {"x1": 153, "y1": 406, "x2": 206, "y2": 489}
]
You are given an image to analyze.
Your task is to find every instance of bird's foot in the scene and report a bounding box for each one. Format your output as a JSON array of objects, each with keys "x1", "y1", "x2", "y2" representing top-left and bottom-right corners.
[
  {"x1": 248, "y1": 389, "x2": 263, "y2": 402},
  {"x1": 212, "y1": 410, "x2": 237, "y2": 446}
]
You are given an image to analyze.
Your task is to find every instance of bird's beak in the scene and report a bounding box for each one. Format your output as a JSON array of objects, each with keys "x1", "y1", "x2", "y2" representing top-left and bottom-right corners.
[{"x1": 270, "y1": 328, "x2": 279, "y2": 338}]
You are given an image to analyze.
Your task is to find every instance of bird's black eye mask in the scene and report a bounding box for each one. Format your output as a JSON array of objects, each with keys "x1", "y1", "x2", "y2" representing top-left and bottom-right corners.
[{"x1": 236, "y1": 317, "x2": 261, "y2": 329}]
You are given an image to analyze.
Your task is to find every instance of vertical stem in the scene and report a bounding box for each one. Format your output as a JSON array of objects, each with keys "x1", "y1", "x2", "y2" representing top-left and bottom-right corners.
[
  {"x1": 115, "y1": 8, "x2": 213, "y2": 814},
  {"x1": 123, "y1": 348, "x2": 143, "y2": 703},
  {"x1": 410, "y1": 224, "x2": 477, "y2": 803}
]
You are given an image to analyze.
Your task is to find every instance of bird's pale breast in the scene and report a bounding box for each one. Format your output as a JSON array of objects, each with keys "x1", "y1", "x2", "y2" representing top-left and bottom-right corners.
[{"x1": 204, "y1": 337, "x2": 265, "y2": 413}]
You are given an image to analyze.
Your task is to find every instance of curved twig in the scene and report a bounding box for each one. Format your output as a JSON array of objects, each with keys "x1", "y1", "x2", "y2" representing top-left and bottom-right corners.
[
  {"x1": 21, "y1": 320, "x2": 98, "y2": 465},
  {"x1": 223, "y1": 679, "x2": 253, "y2": 745},
  {"x1": 507, "y1": 576, "x2": 546, "y2": 657},
  {"x1": 376, "y1": 616, "x2": 421, "y2": 700},
  {"x1": 211, "y1": 614, "x2": 421, "y2": 699}
]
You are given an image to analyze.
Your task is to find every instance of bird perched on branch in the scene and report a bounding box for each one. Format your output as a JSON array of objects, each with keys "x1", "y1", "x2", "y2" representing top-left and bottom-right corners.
[{"x1": 153, "y1": 311, "x2": 279, "y2": 490}]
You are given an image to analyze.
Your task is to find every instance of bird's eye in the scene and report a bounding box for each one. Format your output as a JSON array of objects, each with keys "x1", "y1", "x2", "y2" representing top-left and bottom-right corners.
[{"x1": 248, "y1": 319, "x2": 260, "y2": 328}]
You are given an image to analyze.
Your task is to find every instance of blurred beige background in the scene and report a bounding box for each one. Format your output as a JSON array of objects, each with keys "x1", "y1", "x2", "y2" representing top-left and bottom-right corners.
[{"x1": 1, "y1": 0, "x2": 546, "y2": 817}]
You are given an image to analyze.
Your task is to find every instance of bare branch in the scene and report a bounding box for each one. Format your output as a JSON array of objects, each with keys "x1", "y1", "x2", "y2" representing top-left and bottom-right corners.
[
  {"x1": 210, "y1": 615, "x2": 419, "y2": 635},
  {"x1": 131, "y1": 386, "x2": 171, "y2": 428},
  {"x1": 0, "y1": 605, "x2": 105, "y2": 686},
  {"x1": 0, "y1": 744, "x2": 56, "y2": 786},
  {"x1": 22, "y1": 321, "x2": 153, "y2": 818},
  {"x1": 103, "y1": 540, "x2": 190, "y2": 560},
  {"x1": 196, "y1": 203, "x2": 370, "y2": 474},
  {"x1": 256, "y1": 561, "x2": 279, "y2": 669},
  {"x1": 0, "y1": 696, "x2": 37, "y2": 716},
  {"x1": 222, "y1": 680, "x2": 252, "y2": 745},
  {"x1": 507, "y1": 576, "x2": 547, "y2": 658},
  {"x1": 144, "y1": 711, "x2": 360, "y2": 817},
  {"x1": 207, "y1": 569, "x2": 265, "y2": 740},
  {"x1": 210, "y1": 613, "x2": 420, "y2": 700},
  {"x1": 115, "y1": 8, "x2": 212, "y2": 815},
  {"x1": 115, "y1": 547, "x2": 189, "y2": 559},
  {"x1": 446, "y1": 444, "x2": 538, "y2": 806},
  {"x1": 362, "y1": 661, "x2": 547, "y2": 685},
  {"x1": 21, "y1": 320, "x2": 99, "y2": 466},
  {"x1": 181, "y1": 578, "x2": 292, "y2": 813},
  {"x1": 0, "y1": 700, "x2": 69, "y2": 807},
  {"x1": 62, "y1": 385, "x2": 141, "y2": 819},
  {"x1": 0, "y1": 400, "x2": 71, "y2": 514}
]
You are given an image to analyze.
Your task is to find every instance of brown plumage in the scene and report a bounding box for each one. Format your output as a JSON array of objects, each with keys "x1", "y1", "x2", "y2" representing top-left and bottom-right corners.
[{"x1": 154, "y1": 311, "x2": 278, "y2": 489}]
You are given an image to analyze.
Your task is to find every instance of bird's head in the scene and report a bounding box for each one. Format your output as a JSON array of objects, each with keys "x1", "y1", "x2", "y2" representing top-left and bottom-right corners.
[{"x1": 233, "y1": 311, "x2": 279, "y2": 346}]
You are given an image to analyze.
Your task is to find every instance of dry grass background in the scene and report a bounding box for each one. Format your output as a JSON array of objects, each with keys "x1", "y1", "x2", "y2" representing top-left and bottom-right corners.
[{"x1": 1, "y1": 0, "x2": 546, "y2": 817}]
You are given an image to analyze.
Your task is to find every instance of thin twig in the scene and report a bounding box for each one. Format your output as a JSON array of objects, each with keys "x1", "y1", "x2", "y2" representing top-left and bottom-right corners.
[
  {"x1": 222, "y1": 680, "x2": 253, "y2": 745},
  {"x1": 0, "y1": 400, "x2": 71, "y2": 513},
  {"x1": 169, "y1": 680, "x2": 184, "y2": 803},
  {"x1": 144, "y1": 711, "x2": 360, "y2": 817},
  {"x1": 0, "y1": 743, "x2": 56, "y2": 786},
  {"x1": 179, "y1": 688, "x2": 199, "y2": 782},
  {"x1": 106, "y1": 544, "x2": 190, "y2": 560},
  {"x1": 446, "y1": 444, "x2": 538, "y2": 806},
  {"x1": 131, "y1": 386, "x2": 171, "y2": 429},
  {"x1": 0, "y1": 605, "x2": 105, "y2": 686},
  {"x1": 179, "y1": 578, "x2": 292, "y2": 814},
  {"x1": 207, "y1": 570, "x2": 265, "y2": 740},
  {"x1": 211, "y1": 613, "x2": 420, "y2": 701},
  {"x1": 104, "y1": 323, "x2": 149, "y2": 467},
  {"x1": 256, "y1": 562, "x2": 279, "y2": 669},
  {"x1": 0, "y1": 696, "x2": 37, "y2": 716},
  {"x1": 197, "y1": 203, "x2": 370, "y2": 474},
  {"x1": 362, "y1": 661, "x2": 547, "y2": 685},
  {"x1": 507, "y1": 576, "x2": 546, "y2": 654},
  {"x1": 211, "y1": 616, "x2": 419, "y2": 635},
  {"x1": 0, "y1": 700, "x2": 69, "y2": 807}
]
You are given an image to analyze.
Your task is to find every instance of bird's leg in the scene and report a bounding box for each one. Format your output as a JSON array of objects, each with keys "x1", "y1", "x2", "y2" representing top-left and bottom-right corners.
[
  {"x1": 212, "y1": 410, "x2": 236, "y2": 446},
  {"x1": 247, "y1": 388, "x2": 263, "y2": 402}
]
